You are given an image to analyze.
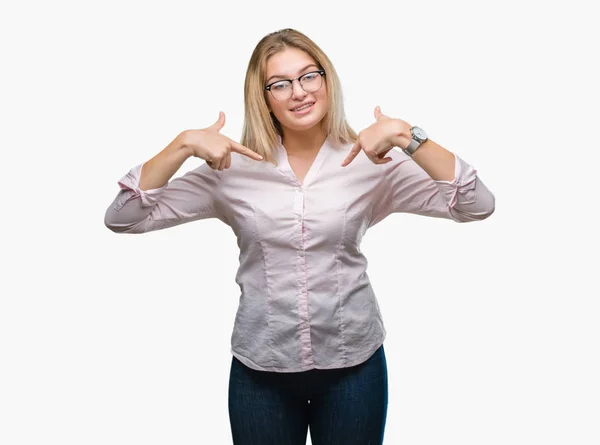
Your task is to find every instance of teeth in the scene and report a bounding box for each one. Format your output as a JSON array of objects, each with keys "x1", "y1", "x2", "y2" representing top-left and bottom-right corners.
[{"x1": 293, "y1": 103, "x2": 313, "y2": 111}]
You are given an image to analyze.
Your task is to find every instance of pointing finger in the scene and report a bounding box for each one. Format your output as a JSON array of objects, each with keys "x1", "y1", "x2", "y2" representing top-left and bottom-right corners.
[
  {"x1": 341, "y1": 139, "x2": 362, "y2": 167},
  {"x1": 230, "y1": 140, "x2": 264, "y2": 161}
]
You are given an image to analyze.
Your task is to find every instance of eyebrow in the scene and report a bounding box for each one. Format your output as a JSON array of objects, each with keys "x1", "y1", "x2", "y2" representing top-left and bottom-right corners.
[{"x1": 266, "y1": 64, "x2": 319, "y2": 84}]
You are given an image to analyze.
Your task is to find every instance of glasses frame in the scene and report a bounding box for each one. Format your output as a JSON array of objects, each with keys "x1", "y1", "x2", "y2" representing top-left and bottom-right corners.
[{"x1": 264, "y1": 70, "x2": 326, "y2": 101}]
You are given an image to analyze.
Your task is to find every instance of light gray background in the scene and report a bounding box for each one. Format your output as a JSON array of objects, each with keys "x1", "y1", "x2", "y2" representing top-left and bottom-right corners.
[{"x1": 1, "y1": 0, "x2": 598, "y2": 444}]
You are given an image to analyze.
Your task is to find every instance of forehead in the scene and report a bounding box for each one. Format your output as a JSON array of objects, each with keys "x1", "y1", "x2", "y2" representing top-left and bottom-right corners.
[{"x1": 265, "y1": 47, "x2": 317, "y2": 78}]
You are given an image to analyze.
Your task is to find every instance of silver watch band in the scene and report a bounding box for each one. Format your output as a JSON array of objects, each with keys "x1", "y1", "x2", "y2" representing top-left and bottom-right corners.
[{"x1": 404, "y1": 138, "x2": 421, "y2": 156}]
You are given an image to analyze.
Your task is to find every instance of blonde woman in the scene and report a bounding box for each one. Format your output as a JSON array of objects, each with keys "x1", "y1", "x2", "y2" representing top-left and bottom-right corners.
[{"x1": 105, "y1": 28, "x2": 495, "y2": 445}]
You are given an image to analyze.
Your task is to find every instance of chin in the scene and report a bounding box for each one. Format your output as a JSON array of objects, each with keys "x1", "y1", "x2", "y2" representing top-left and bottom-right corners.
[{"x1": 285, "y1": 120, "x2": 323, "y2": 132}]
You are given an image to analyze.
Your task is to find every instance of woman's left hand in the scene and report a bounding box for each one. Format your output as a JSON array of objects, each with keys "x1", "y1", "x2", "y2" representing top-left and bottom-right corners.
[{"x1": 341, "y1": 106, "x2": 411, "y2": 166}]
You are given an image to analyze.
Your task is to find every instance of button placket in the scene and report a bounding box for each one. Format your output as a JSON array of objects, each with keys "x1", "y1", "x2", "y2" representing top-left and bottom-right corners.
[
  {"x1": 295, "y1": 186, "x2": 313, "y2": 367},
  {"x1": 293, "y1": 186, "x2": 304, "y2": 218}
]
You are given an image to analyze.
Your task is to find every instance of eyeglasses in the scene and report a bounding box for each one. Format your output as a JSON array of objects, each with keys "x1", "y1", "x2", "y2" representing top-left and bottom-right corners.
[{"x1": 265, "y1": 70, "x2": 325, "y2": 101}]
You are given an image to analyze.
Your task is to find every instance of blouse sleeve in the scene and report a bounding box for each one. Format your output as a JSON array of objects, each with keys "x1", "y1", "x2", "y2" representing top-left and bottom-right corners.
[
  {"x1": 371, "y1": 149, "x2": 495, "y2": 226},
  {"x1": 104, "y1": 162, "x2": 223, "y2": 234}
]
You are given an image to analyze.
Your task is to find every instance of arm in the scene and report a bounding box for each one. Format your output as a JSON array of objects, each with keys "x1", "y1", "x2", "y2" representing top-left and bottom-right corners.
[
  {"x1": 138, "y1": 131, "x2": 193, "y2": 190},
  {"x1": 104, "y1": 133, "x2": 222, "y2": 234},
  {"x1": 401, "y1": 138, "x2": 455, "y2": 182},
  {"x1": 342, "y1": 106, "x2": 494, "y2": 224},
  {"x1": 371, "y1": 148, "x2": 495, "y2": 225}
]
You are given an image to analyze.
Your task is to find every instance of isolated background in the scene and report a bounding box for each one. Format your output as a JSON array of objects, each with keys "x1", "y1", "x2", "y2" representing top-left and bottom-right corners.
[{"x1": 1, "y1": 0, "x2": 598, "y2": 444}]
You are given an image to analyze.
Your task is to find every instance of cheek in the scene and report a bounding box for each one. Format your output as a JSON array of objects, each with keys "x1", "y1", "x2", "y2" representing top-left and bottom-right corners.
[
  {"x1": 317, "y1": 96, "x2": 328, "y2": 117},
  {"x1": 266, "y1": 96, "x2": 276, "y2": 113},
  {"x1": 267, "y1": 98, "x2": 284, "y2": 119},
  {"x1": 316, "y1": 89, "x2": 328, "y2": 110},
  {"x1": 272, "y1": 104, "x2": 288, "y2": 121}
]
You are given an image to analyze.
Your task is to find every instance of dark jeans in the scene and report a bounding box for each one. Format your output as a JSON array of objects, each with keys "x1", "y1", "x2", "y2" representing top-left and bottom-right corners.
[{"x1": 228, "y1": 344, "x2": 388, "y2": 445}]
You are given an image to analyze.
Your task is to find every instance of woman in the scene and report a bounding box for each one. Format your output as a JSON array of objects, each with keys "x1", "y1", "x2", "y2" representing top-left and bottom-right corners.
[{"x1": 105, "y1": 28, "x2": 495, "y2": 445}]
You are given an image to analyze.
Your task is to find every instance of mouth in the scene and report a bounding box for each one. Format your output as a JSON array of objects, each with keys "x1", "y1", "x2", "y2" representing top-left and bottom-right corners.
[{"x1": 290, "y1": 101, "x2": 315, "y2": 113}]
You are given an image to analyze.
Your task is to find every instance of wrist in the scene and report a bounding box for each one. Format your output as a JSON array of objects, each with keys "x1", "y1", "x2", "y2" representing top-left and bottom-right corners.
[
  {"x1": 403, "y1": 126, "x2": 428, "y2": 156},
  {"x1": 176, "y1": 131, "x2": 194, "y2": 159},
  {"x1": 390, "y1": 120, "x2": 412, "y2": 149}
]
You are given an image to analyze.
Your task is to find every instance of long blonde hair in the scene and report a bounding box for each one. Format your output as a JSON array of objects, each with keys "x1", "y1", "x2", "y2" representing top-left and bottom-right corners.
[{"x1": 240, "y1": 28, "x2": 357, "y2": 165}]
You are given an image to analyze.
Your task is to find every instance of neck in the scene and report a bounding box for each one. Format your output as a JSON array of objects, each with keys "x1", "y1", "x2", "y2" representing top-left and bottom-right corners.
[{"x1": 281, "y1": 124, "x2": 327, "y2": 158}]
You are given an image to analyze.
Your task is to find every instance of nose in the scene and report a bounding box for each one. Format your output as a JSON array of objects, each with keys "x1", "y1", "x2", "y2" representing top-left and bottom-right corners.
[{"x1": 291, "y1": 79, "x2": 307, "y2": 100}]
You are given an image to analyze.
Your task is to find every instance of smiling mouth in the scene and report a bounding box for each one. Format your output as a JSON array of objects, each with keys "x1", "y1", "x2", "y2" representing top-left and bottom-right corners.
[{"x1": 290, "y1": 102, "x2": 315, "y2": 112}]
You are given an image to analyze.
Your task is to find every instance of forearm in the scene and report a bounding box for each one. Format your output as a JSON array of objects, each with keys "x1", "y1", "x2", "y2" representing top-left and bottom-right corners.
[
  {"x1": 139, "y1": 132, "x2": 193, "y2": 190},
  {"x1": 389, "y1": 121, "x2": 455, "y2": 181},
  {"x1": 409, "y1": 139, "x2": 455, "y2": 181}
]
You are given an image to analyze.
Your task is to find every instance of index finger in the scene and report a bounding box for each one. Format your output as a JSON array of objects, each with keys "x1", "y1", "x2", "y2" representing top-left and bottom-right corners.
[
  {"x1": 230, "y1": 140, "x2": 264, "y2": 161},
  {"x1": 341, "y1": 140, "x2": 361, "y2": 167}
]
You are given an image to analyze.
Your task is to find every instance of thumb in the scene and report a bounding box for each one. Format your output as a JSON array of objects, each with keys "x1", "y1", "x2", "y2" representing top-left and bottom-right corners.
[
  {"x1": 374, "y1": 105, "x2": 389, "y2": 121},
  {"x1": 209, "y1": 111, "x2": 226, "y2": 131},
  {"x1": 374, "y1": 106, "x2": 382, "y2": 121}
]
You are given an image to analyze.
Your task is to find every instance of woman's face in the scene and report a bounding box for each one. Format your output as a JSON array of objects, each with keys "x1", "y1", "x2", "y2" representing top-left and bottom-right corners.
[{"x1": 264, "y1": 47, "x2": 328, "y2": 134}]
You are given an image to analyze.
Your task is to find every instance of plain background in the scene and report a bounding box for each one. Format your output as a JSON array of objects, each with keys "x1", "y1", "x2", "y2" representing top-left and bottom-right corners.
[{"x1": 1, "y1": 0, "x2": 598, "y2": 444}]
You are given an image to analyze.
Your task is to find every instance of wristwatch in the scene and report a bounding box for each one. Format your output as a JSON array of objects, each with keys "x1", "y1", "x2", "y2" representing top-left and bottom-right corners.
[{"x1": 403, "y1": 126, "x2": 428, "y2": 156}]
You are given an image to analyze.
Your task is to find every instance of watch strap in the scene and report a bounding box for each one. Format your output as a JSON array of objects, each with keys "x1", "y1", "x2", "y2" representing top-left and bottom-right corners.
[{"x1": 404, "y1": 138, "x2": 421, "y2": 156}]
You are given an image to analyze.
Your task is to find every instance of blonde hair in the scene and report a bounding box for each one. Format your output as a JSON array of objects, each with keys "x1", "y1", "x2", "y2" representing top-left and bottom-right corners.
[{"x1": 240, "y1": 28, "x2": 357, "y2": 165}]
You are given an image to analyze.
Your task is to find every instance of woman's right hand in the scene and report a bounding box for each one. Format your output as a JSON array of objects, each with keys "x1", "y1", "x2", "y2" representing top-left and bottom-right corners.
[{"x1": 181, "y1": 111, "x2": 263, "y2": 170}]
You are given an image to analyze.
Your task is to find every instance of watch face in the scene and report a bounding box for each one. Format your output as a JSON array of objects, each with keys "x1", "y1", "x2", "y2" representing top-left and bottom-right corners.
[{"x1": 412, "y1": 126, "x2": 427, "y2": 141}]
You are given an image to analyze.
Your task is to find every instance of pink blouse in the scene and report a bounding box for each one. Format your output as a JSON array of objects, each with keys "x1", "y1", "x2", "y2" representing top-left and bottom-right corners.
[{"x1": 105, "y1": 135, "x2": 495, "y2": 372}]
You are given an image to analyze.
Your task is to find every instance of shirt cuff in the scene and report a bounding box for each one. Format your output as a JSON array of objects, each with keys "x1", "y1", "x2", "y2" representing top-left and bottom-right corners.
[
  {"x1": 117, "y1": 163, "x2": 167, "y2": 208},
  {"x1": 433, "y1": 154, "x2": 478, "y2": 207}
]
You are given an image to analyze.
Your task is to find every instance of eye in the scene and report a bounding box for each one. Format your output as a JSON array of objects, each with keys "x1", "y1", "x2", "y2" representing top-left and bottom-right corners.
[
  {"x1": 302, "y1": 73, "x2": 317, "y2": 82},
  {"x1": 272, "y1": 82, "x2": 290, "y2": 91}
]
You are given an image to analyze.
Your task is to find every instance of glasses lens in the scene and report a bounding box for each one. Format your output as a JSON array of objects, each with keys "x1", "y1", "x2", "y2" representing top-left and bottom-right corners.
[
  {"x1": 270, "y1": 81, "x2": 292, "y2": 101},
  {"x1": 300, "y1": 72, "x2": 323, "y2": 92}
]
